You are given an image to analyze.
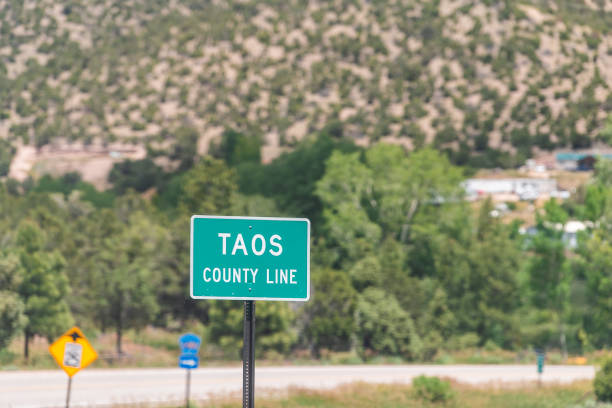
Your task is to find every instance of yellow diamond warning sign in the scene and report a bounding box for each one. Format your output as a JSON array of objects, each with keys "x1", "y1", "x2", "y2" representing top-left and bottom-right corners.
[{"x1": 49, "y1": 326, "x2": 98, "y2": 377}]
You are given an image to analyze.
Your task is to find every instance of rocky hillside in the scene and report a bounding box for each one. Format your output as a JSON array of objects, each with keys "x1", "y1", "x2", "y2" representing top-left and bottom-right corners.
[{"x1": 1, "y1": 0, "x2": 611, "y2": 177}]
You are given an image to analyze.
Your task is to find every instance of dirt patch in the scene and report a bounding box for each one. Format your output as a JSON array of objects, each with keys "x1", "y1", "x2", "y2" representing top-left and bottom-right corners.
[
  {"x1": 8, "y1": 144, "x2": 37, "y2": 181},
  {"x1": 10, "y1": 142, "x2": 146, "y2": 189}
]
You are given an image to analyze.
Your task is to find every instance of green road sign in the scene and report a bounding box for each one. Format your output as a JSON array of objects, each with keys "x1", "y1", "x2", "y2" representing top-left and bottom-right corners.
[
  {"x1": 537, "y1": 353, "x2": 544, "y2": 374},
  {"x1": 190, "y1": 215, "x2": 310, "y2": 301}
]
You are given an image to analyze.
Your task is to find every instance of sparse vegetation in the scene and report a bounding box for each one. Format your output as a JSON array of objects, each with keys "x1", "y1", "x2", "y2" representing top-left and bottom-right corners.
[{"x1": 0, "y1": 0, "x2": 610, "y2": 173}]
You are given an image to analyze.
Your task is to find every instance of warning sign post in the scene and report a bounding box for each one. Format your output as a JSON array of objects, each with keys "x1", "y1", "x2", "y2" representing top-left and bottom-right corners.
[{"x1": 49, "y1": 326, "x2": 98, "y2": 408}]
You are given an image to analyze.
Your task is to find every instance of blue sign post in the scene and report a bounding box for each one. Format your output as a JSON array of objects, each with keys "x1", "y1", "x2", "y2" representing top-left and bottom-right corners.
[
  {"x1": 537, "y1": 353, "x2": 544, "y2": 374},
  {"x1": 535, "y1": 349, "x2": 545, "y2": 387},
  {"x1": 179, "y1": 333, "x2": 201, "y2": 407}
]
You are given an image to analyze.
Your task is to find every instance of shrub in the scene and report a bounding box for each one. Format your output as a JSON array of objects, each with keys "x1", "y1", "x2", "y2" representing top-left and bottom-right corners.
[
  {"x1": 108, "y1": 158, "x2": 164, "y2": 194},
  {"x1": 0, "y1": 139, "x2": 15, "y2": 176},
  {"x1": 210, "y1": 129, "x2": 261, "y2": 167},
  {"x1": 595, "y1": 357, "x2": 612, "y2": 402},
  {"x1": 355, "y1": 288, "x2": 421, "y2": 360},
  {"x1": 413, "y1": 375, "x2": 454, "y2": 403},
  {"x1": 131, "y1": 122, "x2": 146, "y2": 131}
]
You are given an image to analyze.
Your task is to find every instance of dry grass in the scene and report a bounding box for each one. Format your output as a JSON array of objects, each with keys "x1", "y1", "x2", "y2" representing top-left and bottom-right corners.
[
  {"x1": 2, "y1": 327, "x2": 603, "y2": 371},
  {"x1": 552, "y1": 170, "x2": 594, "y2": 192},
  {"x1": 176, "y1": 381, "x2": 594, "y2": 408},
  {"x1": 1, "y1": 327, "x2": 196, "y2": 369}
]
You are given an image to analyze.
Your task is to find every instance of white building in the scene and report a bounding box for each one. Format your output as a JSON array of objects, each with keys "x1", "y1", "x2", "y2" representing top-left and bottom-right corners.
[
  {"x1": 562, "y1": 220, "x2": 589, "y2": 249},
  {"x1": 520, "y1": 220, "x2": 591, "y2": 249},
  {"x1": 464, "y1": 178, "x2": 558, "y2": 201}
]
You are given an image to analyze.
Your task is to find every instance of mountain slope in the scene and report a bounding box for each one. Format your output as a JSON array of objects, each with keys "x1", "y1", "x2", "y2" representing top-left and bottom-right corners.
[{"x1": 0, "y1": 0, "x2": 611, "y2": 175}]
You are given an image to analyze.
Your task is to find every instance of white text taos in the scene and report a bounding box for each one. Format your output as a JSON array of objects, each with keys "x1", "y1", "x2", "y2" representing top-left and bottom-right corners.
[{"x1": 218, "y1": 232, "x2": 283, "y2": 256}]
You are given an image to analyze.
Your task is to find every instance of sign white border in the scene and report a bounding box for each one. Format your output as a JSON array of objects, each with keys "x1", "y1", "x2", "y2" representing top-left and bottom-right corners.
[{"x1": 190, "y1": 215, "x2": 311, "y2": 301}]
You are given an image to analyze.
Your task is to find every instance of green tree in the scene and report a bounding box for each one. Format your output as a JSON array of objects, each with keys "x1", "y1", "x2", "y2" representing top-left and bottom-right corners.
[
  {"x1": 237, "y1": 133, "x2": 359, "y2": 226},
  {"x1": 211, "y1": 129, "x2": 261, "y2": 167},
  {"x1": 375, "y1": 237, "x2": 419, "y2": 309},
  {"x1": 171, "y1": 126, "x2": 200, "y2": 171},
  {"x1": 410, "y1": 199, "x2": 522, "y2": 348},
  {"x1": 465, "y1": 201, "x2": 521, "y2": 347},
  {"x1": 0, "y1": 139, "x2": 15, "y2": 177},
  {"x1": 349, "y1": 255, "x2": 381, "y2": 292},
  {"x1": 316, "y1": 145, "x2": 463, "y2": 268},
  {"x1": 598, "y1": 115, "x2": 612, "y2": 144},
  {"x1": 594, "y1": 356, "x2": 612, "y2": 402},
  {"x1": 524, "y1": 200, "x2": 571, "y2": 357},
  {"x1": 208, "y1": 300, "x2": 296, "y2": 357},
  {"x1": 301, "y1": 267, "x2": 357, "y2": 355},
  {"x1": 180, "y1": 157, "x2": 237, "y2": 215},
  {"x1": 87, "y1": 202, "x2": 166, "y2": 354},
  {"x1": 154, "y1": 217, "x2": 198, "y2": 324},
  {"x1": 108, "y1": 159, "x2": 163, "y2": 194},
  {"x1": 0, "y1": 293, "x2": 25, "y2": 351},
  {"x1": 33, "y1": 174, "x2": 115, "y2": 209},
  {"x1": 0, "y1": 252, "x2": 26, "y2": 350},
  {"x1": 16, "y1": 220, "x2": 72, "y2": 359},
  {"x1": 228, "y1": 193, "x2": 283, "y2": 218},
  {"x1": 365, "y1": 145, "x2": 463, "y2": 242},
  {"x1": 255, "y1": 302, "x2": 296, "y2": 355},
  {"x1": 579, "y1": 230, "x2": 612, "y2": 348},
  {"x1": 208, "y1": 300, "x2": 244, "y2": 355},
  {"x1": 355, "y1": 288, "x2": 422, "y2": 359},
  {"x1": 316, "y1": 151, "x2": 381, "y2": 265},
  {"x1": 583, "y1": 184, "x2": 607, "y2": 221},
  {"x1": 594, "y1": 158, "x2": 612, "y2": 188},
  {"x1": 416, "y1": 281, "x2": 457, "y2": 359}
]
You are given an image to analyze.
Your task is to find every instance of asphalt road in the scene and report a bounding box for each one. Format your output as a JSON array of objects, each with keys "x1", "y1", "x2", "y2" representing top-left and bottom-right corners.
[{"x1": 1, "y1": 364, "x2": 595, "y2": 407}]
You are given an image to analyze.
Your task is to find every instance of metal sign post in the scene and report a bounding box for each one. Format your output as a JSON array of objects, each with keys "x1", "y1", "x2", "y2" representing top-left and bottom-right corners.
[
  {"x1": 185, "y1": 369, "x2": 191, "y2": 408},
  {"x1": 65, "y1": 376, "x2": 72, "y2": 408},
  {"x1": 243, "y1": 301, "x2": 255, "y2": 408}
]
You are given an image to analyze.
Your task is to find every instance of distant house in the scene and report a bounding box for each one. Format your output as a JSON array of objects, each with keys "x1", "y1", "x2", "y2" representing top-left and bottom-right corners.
[
  {"x1": 464, "y1": 178, "x2": 558, "y2": 201},
  {"x1": 520, "y1": 220, "x2": 591, "y2": 249},
  {"x1": 577, "y1": 155, "x2": 597, "y2": 171},
  {"x1": 556, "y1": 150, "x2": 612, "y2": 171},
  {"x1": 524, "y1": 155, "x2": 556, "y2": 172},
  {"x1": 562, "y1": 220, "x2": 588, "y2": 249}
]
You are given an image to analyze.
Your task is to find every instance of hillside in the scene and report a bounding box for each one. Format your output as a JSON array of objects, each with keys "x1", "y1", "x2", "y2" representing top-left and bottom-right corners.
[{"x1": 1, "y1": 0, "x2": 612, "y2": 181}]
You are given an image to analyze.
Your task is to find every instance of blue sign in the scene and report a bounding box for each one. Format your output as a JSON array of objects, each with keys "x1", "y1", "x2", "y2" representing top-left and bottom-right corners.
[
  {"x1": 179, "y1": 354, "x2": 199, "y2": 369},
  {"x1": 179, "y1": 333, "x2": 201, "y2": 355},
  {"x1": 178, "y1": 333, "x2": 201, "y2": 370}
]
